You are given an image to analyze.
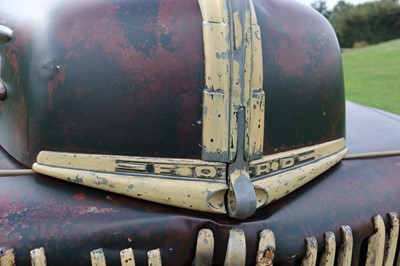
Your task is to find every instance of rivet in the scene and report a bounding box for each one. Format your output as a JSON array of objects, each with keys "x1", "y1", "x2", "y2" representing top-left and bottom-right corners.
[{"x1": 0, "y1": 82, "x2": 6, "y2": 101}]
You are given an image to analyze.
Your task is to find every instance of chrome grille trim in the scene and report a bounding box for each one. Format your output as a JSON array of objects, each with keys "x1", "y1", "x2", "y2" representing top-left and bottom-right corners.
[
  {"x1": 256, "y1": 230, "x2": 275, "y2": 266},
  {"x1": 30, "y1": 247, "x2": 47, "y2": 266},
  {"x1": 366, "y1": 215, "x2": 386, "y2": 265},
  {"x1": 224, "y1": 228, "x2": 246, "y2": 266},
  {"x1": 337, "y1": 225, "x2": 353, "y2": 266},
  {"x1": 194, "y1": 229, "x2": 214, "y2": 266},
  {"x1": 2, "y1": 212, "x2": 399, "y2": 265},
  {"x1": 147, "y1": 249, "x2": 162, "y2": 266},
  {"x1": 120, "y1": 248, "x2": 135, "y2": 266},
  {"x1": 90, "y1": 248, "x2": 106, "y2": 266},
  {"x1": 384, "y1": 212, "x2": 399, "y2": 266},
  {"x1": 301, "y1": 237, "x2": 317, "y2": 266},
  {"x1": 0, "y1": 247, "x2": 15, "y2": 266},
  {"x1": 319, "y1": 232, "x2": 336, "y2": 266}
]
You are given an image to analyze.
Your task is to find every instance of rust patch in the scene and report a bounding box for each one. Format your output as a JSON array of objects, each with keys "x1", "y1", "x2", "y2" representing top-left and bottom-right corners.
[{"x1": 73, "y1": 192, "x2": 86, "y2": 201}]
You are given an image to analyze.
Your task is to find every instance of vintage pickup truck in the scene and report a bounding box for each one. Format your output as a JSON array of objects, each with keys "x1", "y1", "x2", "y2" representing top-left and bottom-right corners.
[{"x1": 0, "y1": 0, "x2": 399, "y2": 265}]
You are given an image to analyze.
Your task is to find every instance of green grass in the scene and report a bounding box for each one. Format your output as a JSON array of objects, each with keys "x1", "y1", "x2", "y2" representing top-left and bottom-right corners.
[{"x1": 342, "y1": 39, "x2": 400, "y2": 114}]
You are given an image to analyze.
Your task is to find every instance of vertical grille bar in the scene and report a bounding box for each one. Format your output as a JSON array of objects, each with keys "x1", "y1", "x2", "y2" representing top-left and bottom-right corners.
[
  {"x1": 256, "y1": 229, "x2": 275, "y2": 266},
  {"x1": 90, "y1": 248, "x2": 106, "y2": 266},
  {"x1": 194, "y1": 229, "x2": 214, "y2": 266},
  {"x1": 319, "y1": 232, "x2": 336, "y2": 266},
  {"x1": 224, "y1": 228, "x2": 246, "y2": 266},
  {"x1": 366, "y1": 215, "x2": 386, "y2": 266},
  {"x1": 337, "y1": 225, "x2": 353, "y2": 266},
  {"x1": 301, "y1": 237, "x2": 317, "y2": 266},
  {"x1": 384, "y1": 212, "x2": 399, "y2": 266},
  {"x1": 30, "y1": 247, "x2": 47, "y2": 266},
  {"x1": 120, "y1": 248, "x2": 135, "y2": 266},
  {"x1": 147, "y1": 249, "x2": 162, "y2": 266},
  {"x1": 0, "y1": 247, "x2": 15, "y2": 266}
]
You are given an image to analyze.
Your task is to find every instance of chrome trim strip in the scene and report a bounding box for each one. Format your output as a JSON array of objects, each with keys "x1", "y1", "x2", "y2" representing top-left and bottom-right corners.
[
  {"x1": 301, "y1": 237, "x2": 317, "y2": 266},
  {"x1": 366, "y1": 215, "x2": 386, "y2": 266},
  {"x1": 224, "y1": 228, "x2": 246, "y2": 266},
  {"x1": 337, "y1": 225, "x2": 353, "y2": 266},
  {"x1": 319, "y1": 232, "x2": 336, "y2": 266},
  {"x1": 344, "y1": 150, "x2": 400, "y2": 159},
  {"x1": 33, "y1": 139, "x2": 346, "y2": 219},
  {"x1": 30, "y1": 247, "x2": 47, "y2": 266},
  {"x1": 194, "y1": 229, "x2": 214, "y2": 266},
  {"x1": 0, "y1": 169, "x2": 35, "y2": 176},
  {"x1": 256, "y1": 230, "x2": 275, "y2": 266},
  {"x1": 199, "y1": 0, "x2": 264, "y2": 162}
]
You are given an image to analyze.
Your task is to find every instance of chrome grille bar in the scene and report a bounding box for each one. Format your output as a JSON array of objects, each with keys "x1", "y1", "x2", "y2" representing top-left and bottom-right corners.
[
  {"x1": 384, "y1": 212, "x2": 399, "y2": 266},
  {"x1": 0, "y1": 247, "x2": 15, "y2": 266},
  {"x1": 120, "y1": 248, "x2": 135, "y2": 266},
  {"x1": 366, "y1": 215, "x2": 386, "y2": 265},
  {"x1": 301, "y1": 237, "x2": 318, "y2": 266},
  {"x1": 319, "y1": 232, "x2": 336, "y2": 266},
  {"x1": 337, "y1": 225, "x2": 353, "y2": 266},
  {"x1": 256, "y1": 230, "x2": 275, "y2": 266},
  {"x1": 30, "y1": 247, "x2": 47, "y2": 266},
  {"x1": 194, "y1": 229, "x2": 214, "y2": 266},
  {"x1": 1, "y1": 212, "x2": 399, "y2": 265},
  {"x1": 224, "y1": 229, "x2": 246, "y2": 266}
]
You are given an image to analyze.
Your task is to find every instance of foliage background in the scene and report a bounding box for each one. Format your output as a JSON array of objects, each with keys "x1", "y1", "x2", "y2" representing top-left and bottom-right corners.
[{"x1": 312, "y1": 0, "x2": 400, "y2": 48}]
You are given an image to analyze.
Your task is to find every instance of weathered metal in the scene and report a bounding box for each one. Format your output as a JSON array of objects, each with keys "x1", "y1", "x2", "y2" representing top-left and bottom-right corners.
[
  {"x1": 0, "y1": 0, "x2": 344, "y2": 167},
  {"x1": 0, "y1": 0, "x2": 399, "y2": 264}
]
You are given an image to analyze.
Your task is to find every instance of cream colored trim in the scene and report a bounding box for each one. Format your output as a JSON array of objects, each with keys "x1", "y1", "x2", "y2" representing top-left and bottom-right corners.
[
  {"x1": 91, "y1": 249, "x2": 106, "y2": 266},
  {"x1": 344, "y1": 150, "x2": 400, "y2": 159},
  {"x1": 194, "y1": 229, "x2": 214, "y2": 266},
  {"x1": 301, "y1": 237, "x2": 317, "y2": 266},
  {"x1": 319, "y1": 232, "x2": 336, "y2": 266},
  {"x1": 199, "y1": 0, "x2": 231, "y2": 162},
  {"x1": 147, "y1": 249, "x2": 162, "y2": 266},
  {"x1": 120, "y1": 248, "x2": 136, "y2": 266},
  {"x1": 33, "y1": 139, "x2": 346, "y2": 217},
  {"x1": 224, "y1": 229, "x2": 246, "y2": 266},
  {"x1": 366, "y1": 215, "x2": 385, "y2": 266},
  {"x1": 384, "y1": 212, "x2": 399, "y2": 266},
  {"x1": 30, "y1": 247, "x2": 47, "y2": 266},
  {"x1": 337, "y1": 226, "x2": 353, "y2": 266},
  {"x1": 0, "y1": 169, "x2": 35, "y2": 176},
  {"x1": 0, "y1": 248, "x2": 15, "y2": 266},
  {"x1": 199, "y1": 0, "x2": 264, "y2": 162},
  {"x1": 252, "y1": 139, "x2": 347, "y2": 206},
  {"x1": 256, "y1": 230, "x2": 275, "y2": 266}
]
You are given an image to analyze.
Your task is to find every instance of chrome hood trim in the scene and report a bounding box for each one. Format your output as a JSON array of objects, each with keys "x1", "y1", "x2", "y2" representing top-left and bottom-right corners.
[{"x1": 33, "y1": 138, "x2": 346, "y2": 219}]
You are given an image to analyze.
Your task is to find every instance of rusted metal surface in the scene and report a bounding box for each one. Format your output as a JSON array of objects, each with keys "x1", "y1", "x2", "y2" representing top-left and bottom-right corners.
[
  {"x1": 0, "y1": 0, "x2": 345, "y2": 167},
  {"x1": 255, "y1": 0, "x2": 345, "y2": 155},
  {"x1": 0, "y1": 0, "x2": 205, "y2": 166}
]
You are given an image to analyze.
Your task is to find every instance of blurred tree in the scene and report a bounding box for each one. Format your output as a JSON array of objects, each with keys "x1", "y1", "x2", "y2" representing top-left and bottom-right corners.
[
  {"x1": 311, "y1": 0, "x2": 330, "y2": 18},
  {"x1": 326, "y1": 0, "x2": 400, "y2": 47}
]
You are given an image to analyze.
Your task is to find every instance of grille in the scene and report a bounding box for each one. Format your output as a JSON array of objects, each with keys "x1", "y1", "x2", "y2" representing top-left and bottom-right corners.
[{"x1": 1, "y1": 212, "x2": 398, "y2": 265}]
